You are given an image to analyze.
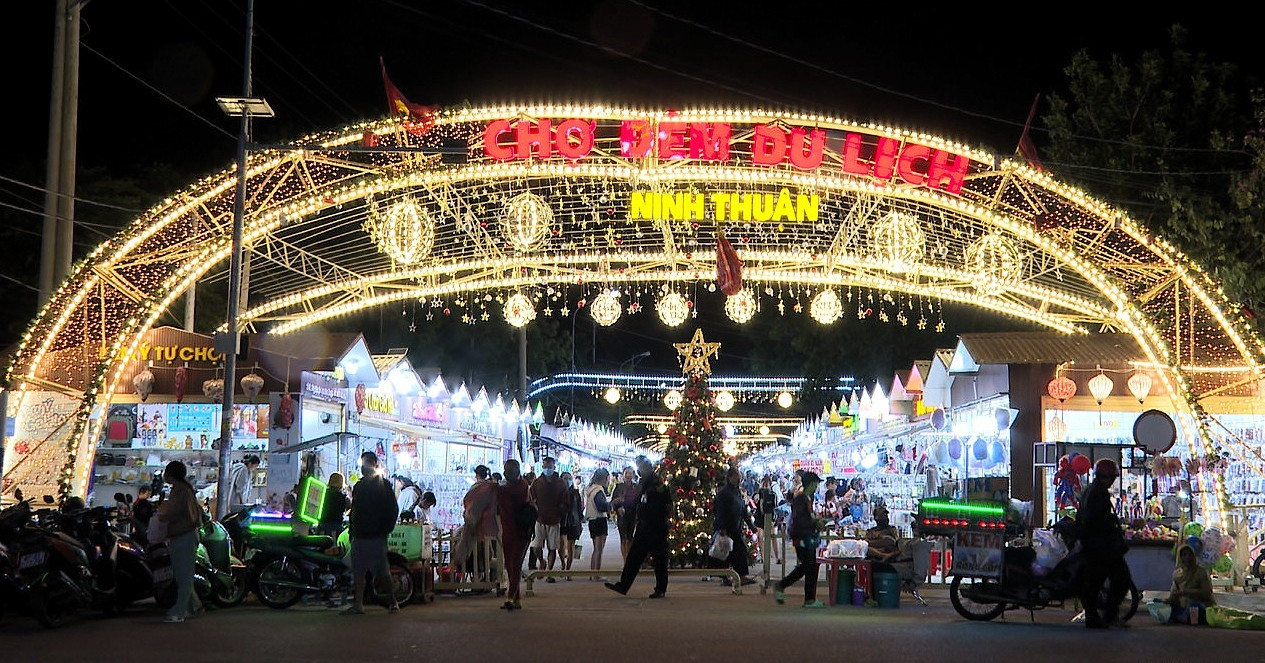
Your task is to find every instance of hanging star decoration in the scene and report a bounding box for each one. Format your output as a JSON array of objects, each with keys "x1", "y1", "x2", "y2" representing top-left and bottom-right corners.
[{"x1": 675, "y1": 328, "x2": 722, "y2": 376}]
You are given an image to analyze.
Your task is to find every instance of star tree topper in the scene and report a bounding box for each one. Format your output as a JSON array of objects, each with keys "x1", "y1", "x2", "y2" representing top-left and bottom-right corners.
[{"x1": 675, "y1": 328, "x2": 722, "y2": 376}]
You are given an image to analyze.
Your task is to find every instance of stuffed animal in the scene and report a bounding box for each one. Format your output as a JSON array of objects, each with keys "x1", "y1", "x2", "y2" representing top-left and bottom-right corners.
[{"x1": 1053, "y1": 455, "x2": 1081, "y2": 510}]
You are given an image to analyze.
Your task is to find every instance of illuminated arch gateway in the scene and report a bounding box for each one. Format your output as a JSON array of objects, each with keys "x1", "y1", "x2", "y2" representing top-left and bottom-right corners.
[{"x1": 4, "y1": 105, "x2": 1264, "y2": 524}]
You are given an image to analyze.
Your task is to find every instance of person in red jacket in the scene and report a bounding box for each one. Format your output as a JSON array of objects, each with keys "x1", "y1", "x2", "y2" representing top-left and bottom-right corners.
[{"x1": 497, "y1": 459, "x2": 530, "y2": 610}]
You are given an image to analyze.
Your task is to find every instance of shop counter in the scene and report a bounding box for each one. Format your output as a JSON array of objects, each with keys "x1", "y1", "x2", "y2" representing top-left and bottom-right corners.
[
  {"x1": 1125, "y1": 540, "x2": 1178, "y2": 591},
  {"x1": 817, "y1": 557, "x2": 872, "y2": 606}
]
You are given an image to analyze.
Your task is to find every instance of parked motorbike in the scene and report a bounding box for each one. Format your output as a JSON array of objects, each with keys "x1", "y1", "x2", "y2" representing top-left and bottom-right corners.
[
  {"x1": 149, "y1": 513, "x2": 249, "y2": 609},
  {"x1": 3, "y1": 495, "x2": 103, "y2": 628},
  {"x1": 0, "y1": 491, "x2": 36, "y2": 622},
  {"x1": 949, "y1": 542, "x2": 1141, "y2": 622},
  {"x1": 243, "y1": 517, "x2": 414, "y2": 609}
]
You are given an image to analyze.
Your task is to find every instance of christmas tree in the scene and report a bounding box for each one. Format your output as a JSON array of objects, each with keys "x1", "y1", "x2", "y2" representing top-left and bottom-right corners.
[{"x1": 662, "y1": 329, "x2": 730, "y2": 567}]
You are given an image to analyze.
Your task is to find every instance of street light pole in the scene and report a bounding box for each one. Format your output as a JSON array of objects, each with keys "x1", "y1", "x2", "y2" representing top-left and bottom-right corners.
[{"x1": 214, "y1": 0, "x2": 272, "y2": 520}]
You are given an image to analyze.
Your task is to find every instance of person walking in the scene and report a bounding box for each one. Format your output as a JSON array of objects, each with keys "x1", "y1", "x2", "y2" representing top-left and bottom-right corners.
[
  {"x1": 156, "y1": 461, "x2": 204, "y2": 623},
  {"x1": 584, "y1": 468, "x2": 611, "y2": 579},
  {"x1": 529, "y1": 457, "x2": 568, "y2": 581},
  {"x1": 605, "y1": 455, "x2": 671, "y2": 599},
  {"x1": 497, "y1": 459, "x2": 530, "y2": 610},
  {"x1": 342, "y1": 451, "x2": 401, "y2": 615},
  {"x1": 714, "y1": 467, "x2": 758, "y2": 585},
  {"x1": 559, "y1": 471, "x2": 584, "y2": 579},
  {"x1": 774, "y1": 471, "x2": 825, "y2": 608},
  {"x1": 610, "y1": 465, "x2": 639, "y2": 563},
  {"x1": 1075, "y1": 458, "x2": 1133, "y2": 628}
]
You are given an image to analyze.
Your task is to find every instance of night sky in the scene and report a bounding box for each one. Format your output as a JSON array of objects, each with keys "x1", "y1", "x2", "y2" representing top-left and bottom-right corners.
[{"x1": 2, "y1": 1, "x2": 1261, "y2": 382}]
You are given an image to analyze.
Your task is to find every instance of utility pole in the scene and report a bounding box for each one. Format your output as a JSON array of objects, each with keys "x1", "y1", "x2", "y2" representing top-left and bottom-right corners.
[{"x1": 39, "y1": 0, "x2": 83, "y2": 305}]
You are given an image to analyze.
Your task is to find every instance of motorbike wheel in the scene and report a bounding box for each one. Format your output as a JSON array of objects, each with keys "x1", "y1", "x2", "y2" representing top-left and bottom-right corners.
[
  {"x1": 373, "y1": 563, "x2": 416, "y2": 607},
  {"x1": 1100, "y1": 578, "x2": 1142, "y2": 622},
  {"x1": 949, "y1": 576, "x2": 1007, "y2": 621},
  {"x1": 255, "y1": 559, "x2": 303, "y2": 609},
  {"x1": 29, "y1": 590, "x2": 74, "y2": 629},
  {"x1": 212, "y1": 567, "x2": 250, "y2": 608}
]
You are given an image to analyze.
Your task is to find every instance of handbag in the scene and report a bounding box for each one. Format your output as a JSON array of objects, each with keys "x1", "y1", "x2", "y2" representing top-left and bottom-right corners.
[{"x1": 708, "y1": 531, "x2": 734, "y2": 560}]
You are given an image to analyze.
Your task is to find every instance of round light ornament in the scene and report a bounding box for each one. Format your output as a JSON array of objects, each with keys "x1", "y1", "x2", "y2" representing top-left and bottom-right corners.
[
  {"x1": 590, "y1": 292, "x2": 622, "y2": 326},
  {"x1": 663, "y1": 389, "x2": 682, "y2": 410},
  {"x1": 965, "y1": 233, "x2": 1023, "y2": 295},
  {"x1": 364, "y1": 194, "x2": 435, "y2": 265},
  {"x1": 503, "y1": 293, "x2": 537, "y2": 328},
  {"x1": 777, "y1": 391, "x2": 794, "y2": 408},
  {"x1": 724, "y1": 289, "x2": 757, "y2": 323},
  {"x1": 715, "y1": 390, "x2": 736, "y2": 412},
  {"x1": 657, "y1": 292, "x2": 689, "y2": 327},
  {"x1": 502, "y1": 192, "x2": 553, "y2": 251},
  {"x1": 872, "y1": 211, "x2": 925, "y2": 271},
  {"x1": 1046, "y1": 376, "x2": 1076, "y2": 402},
  {"x1": 604, "y1": 387, "x2": 621, "y2": 404},
  {"x1": 809, "y1": 289, "x2": 843, "y2": 324}
]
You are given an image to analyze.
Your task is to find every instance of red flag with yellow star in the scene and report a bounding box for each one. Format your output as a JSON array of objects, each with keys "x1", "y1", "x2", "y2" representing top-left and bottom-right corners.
[{"x1": 380, "y1": 57, "x2": 438, "y2": 136}]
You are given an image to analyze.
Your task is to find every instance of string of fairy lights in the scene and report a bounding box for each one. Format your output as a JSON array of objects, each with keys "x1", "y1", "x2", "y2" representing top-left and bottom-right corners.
[{"x1": 3, "y1": 107, "x2": 1263, "y2": 523}]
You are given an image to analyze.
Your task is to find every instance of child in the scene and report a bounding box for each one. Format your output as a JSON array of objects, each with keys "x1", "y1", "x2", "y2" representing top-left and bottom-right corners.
[{"x1": 1167, "y1": 543, "x2": 1214, "y2": 624}]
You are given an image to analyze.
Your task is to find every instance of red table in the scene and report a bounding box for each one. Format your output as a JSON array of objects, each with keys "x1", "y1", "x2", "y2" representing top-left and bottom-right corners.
[{"x1": 817, "y1": 557, "x2": 872, "y2": 606}]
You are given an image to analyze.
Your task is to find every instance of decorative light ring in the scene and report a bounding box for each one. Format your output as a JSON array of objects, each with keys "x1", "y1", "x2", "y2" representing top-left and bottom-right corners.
[
  {"x1": 724, "y1": 289, "x2": 757, "y2": 323},
  {"x1": 363, "y1": 195, "x2": 435, "y2": 265},
  {"x1": 502, "y1": 192, "x2": 553, "y2": 251},
  {"x1": 1088, "y1": 373, "x2": 1115, "y2": 404},
  {"x1": 965, "y1": 232, "x2": 1023, "y2": 295},
  {"x1": 663, "y1": 389, "x2": 683, "y2": 410},
  {"x1": 1127, "y1": 372, "x2": 1152, "y2": 404},
  {"x1": 1046, "y1": 376, "x2": 1076, "y2": 402},
  {"x1": 657, "y1": 292, "x2": 689, "y2": 327},
  {"x1": 871, "y1": 211, "x2": 925, "y2": 271},
  {"x1": 503, "y1": 293, "x2": 537, "y2": 328},
  {"x1": 590, "y1": 291, "x2": 622, "y2": 326},
  {"x1": 809, "y1": 289, "x2": 843, "y2": 324},
  {"x1": 714, "y1": 390, "x2": 735, "y2": 412}
]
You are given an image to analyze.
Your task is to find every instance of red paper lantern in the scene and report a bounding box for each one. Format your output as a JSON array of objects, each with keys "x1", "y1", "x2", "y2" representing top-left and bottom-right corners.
[
  {"x1": 173, "y1": 366, "x2": 188, "y2": 404},
  {"x1": 1046, "y1": 376, "x2": 1077, "y2": 403}
]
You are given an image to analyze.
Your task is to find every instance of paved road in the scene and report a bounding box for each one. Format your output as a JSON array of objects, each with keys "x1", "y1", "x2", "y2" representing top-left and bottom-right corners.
[{"x1": 5, "y1": 536, "x2": 1263, "y2": 661}]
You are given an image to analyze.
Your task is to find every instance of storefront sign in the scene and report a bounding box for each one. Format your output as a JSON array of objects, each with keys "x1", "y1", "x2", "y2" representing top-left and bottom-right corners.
[
  {"x1": 951, "y1": 530, "x2": 1003, "y2": 578},
  {"x1": 106, "y1": 342, "x2": 222, "y2": 364},
  {"x1": 301, "y1": 371, "x2": 346, "y2": 404},
  {"x1": 629, "y1": 188, "x2": 818, "y2": 223},
  {"x1": 482, "y1": 117, "x2": 971, "y2": 194}
]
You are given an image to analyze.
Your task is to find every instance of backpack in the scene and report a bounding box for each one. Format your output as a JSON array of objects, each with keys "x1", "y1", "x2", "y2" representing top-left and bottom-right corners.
[{"x1": 515, "y1": 501, "x2": 538, "y2": 535}]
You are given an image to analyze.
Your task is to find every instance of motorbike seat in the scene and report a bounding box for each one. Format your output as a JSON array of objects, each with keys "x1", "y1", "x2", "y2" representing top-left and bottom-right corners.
[{"x1": 292, "y1": 534, "x2": 335, "y2": 549}]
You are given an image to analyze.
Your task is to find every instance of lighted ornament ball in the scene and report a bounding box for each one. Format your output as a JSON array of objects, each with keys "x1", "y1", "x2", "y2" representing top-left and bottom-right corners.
[{"x1": 1070, "y1": 454, "x2": 1091, "y2": 475}]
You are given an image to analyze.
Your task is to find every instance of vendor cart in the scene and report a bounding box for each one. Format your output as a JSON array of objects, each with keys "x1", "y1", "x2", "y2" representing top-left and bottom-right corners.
[{"x1": 430, "y1": 527, "x2": 504, "y2": 596}]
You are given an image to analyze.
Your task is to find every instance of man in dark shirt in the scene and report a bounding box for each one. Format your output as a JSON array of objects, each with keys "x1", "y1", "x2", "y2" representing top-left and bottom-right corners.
[
  {"x1": 1076, "y1": 458, "x2": 1132, "y2": 628},
  {"x1": 606, "y1": 455, "x2": 672, "y2": 599},
  {"x1": 342, "y1": 451, "x2": 400, "y2": 615},
  {"x1": 714, "y1": 467, "x2": 757, "y2": 584},
  {"x1": 529, "y1": 456, "x2": 568, "y2": 579}
]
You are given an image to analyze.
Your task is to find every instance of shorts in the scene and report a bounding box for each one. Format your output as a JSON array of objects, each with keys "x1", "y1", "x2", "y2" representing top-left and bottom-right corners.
[
  {"x1": 588, "y1": 518, "x2": 608, "y2": 538},
  {"x1": 531, "y1": 522, "x2": 560, "y2": 551},
  {"x1": 350, "y1": 536, "x2": 390, "y2": 580}
]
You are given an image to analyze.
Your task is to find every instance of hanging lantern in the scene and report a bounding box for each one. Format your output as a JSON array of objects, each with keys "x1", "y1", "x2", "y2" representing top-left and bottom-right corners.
[
  {"x1": 1046, "y1": 376, "x2": 1076, "y2": 402},
  {"x1": 173, "y1": 366, "x2": 188, "y2": 404},
  {"x1": 657, "y1": 292, "x2": 689, "y2": 327},
  {"x1": 241, "y1": 373, "x2": 265, "y2": 402},
  {"x1": 503, "y1": 293, "x2": 537, "y2": 328},
  {"x1": 590, "y1": 292, "x2": 622, "y2": 326},
  {"x1": 354, "y1": 383, "x2": 367, "y2": 415},
  {"x1": 363, "y1": 194, "x2": 435, "y2": 265},
  {"x1": 133, "y1": 368, "x2": 155, "y2": 402},
  {"x1": 777, "y1": 391, "x2": 794, "y2": 408},
  {"x1": 1088, "y1": 373, "x2": 1114, "y2": 405},
  {"x1": 202, "y1": 378, "x2": 224, "y2": 403},
  {"x1": 871, "y1": 211, "x2": 925, "y2": 271},
  {"x1": 604, "y1": 387, "x2": 621, "y2": 404},
  {"x1": 663, "y1": 389, "x2": 682, "y2": 410},
  {"x1": 1127, "y1": 372, "x2": 1152, "y2": 404},
  {"x1": 275, "y1": 393, "x2": 295, "y2": 429},
  {"x1": 965, "y1": 232, "x2": 1023, "y2": 295},
  {"x1": 716, "y1": 232, "x2": 744, "y2": 296},
  {"x1": 1046, "y1": 416, "x2": 1068, "y2": 442},
  {"x1": 714, "y1": 390, "x2": 735, "y2": 412},
  {"x1": 502, "y1": 192, "x2": 553, "y2": 251},
  {"x1": 724, "y1": 289, "x2": 757, "y2": 323},
  {"x1": 809, "y1": 289, "x2": 843, "y2": 324}
]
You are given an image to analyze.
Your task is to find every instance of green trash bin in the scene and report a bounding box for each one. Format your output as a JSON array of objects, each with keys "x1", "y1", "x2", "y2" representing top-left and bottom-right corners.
[
  {"x1": 874, "y1": 571, "x2": 901, "y2": 608},
  {"x1": 835, "y1": 568, "x2": 855, "y2": 607}
]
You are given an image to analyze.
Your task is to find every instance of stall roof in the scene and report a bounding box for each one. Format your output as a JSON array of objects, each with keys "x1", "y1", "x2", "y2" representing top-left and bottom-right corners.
[{"x1": 955, "y1": 332, "x2": 1145, "y2": 367}]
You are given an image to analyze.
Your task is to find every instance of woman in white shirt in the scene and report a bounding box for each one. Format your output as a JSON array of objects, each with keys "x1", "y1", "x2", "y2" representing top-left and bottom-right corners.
[{"x1": 583, "y1": 468, "x2": 611, "y2": 578}]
